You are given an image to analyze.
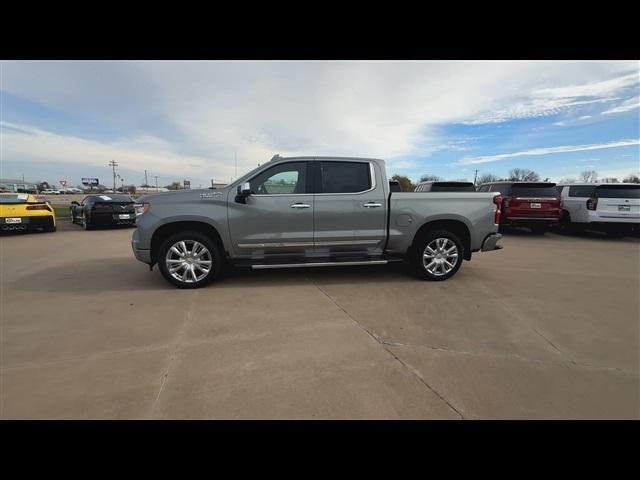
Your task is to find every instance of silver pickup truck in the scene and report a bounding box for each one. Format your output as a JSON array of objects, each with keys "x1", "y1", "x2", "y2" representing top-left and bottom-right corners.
[{"x1": 132, "y1": 155, "x2": 503, "y2": 288}]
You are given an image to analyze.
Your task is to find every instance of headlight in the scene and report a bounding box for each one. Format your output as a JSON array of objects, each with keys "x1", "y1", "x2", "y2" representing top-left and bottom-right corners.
[{"x1": 134, "y1": 202, "x2": 150, "y2": 216}]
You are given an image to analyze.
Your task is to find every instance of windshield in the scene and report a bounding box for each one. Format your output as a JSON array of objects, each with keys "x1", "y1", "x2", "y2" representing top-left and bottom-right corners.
[
  {"x1": 511, "y1": 184, "x2": 558, "y2": 197},
  {"x1": 595, "y1": 185, "x2": 640, "y2": 199}
]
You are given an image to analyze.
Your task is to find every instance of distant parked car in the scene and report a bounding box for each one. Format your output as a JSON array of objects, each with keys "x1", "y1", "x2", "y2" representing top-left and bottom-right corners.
[
  {"x1": 556, "y1": 183, "x2": 639, "y2": 237},
  {"x1": 70, "y1": 194, "x2": 136, "y2": 230},
  {"x1": 41, "y1": 189, "x2": 61, "y2": 195},
  {"x1": 0, "y1": 193, "x2": 56, "y2": 233},
  {"x1": 477, "y1": 181, "x2": 561, "y2": 233},
  {"x1": 415, "y1": 181, "x2": 476, "y2": 192}
]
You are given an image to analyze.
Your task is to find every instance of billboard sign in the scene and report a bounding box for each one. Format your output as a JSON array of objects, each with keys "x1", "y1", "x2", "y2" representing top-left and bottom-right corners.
[
  {"x1": 59, "y1": 180, "x2": 67, "y2": 187},
  {"x1": 183, "y1": 180, "x2": 191, "y2": 189},
  {"x1": 82, "y1": 178, "x2": 99, "y2": 186}
]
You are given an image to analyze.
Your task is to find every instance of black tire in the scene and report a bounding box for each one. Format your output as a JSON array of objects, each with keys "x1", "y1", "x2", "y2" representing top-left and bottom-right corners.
[
  {"x1": 82, "y1": 214, "x2": 92, "y2": 230},
  {"x1": 157, "y1": 231, "x2": 222, "y2": 289},
  {"x1": 70, "y1": 210, "x2": 76, "y2": 224},
  {"x1": 411, "y1": 229, "x2": 464, "y2": 281}
]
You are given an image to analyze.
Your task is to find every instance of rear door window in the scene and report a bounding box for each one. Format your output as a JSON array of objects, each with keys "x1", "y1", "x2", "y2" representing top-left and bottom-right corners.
[
  {"x1": 595, "y1": 185, "x2": 640, "y2": 198},
  {"x1": 320, "y1": 161, "x2": 371, "y2": 193}
]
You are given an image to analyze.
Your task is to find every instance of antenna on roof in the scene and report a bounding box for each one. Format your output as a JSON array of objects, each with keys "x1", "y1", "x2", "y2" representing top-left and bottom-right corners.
[{"x1": 270, "y1": 154, "x2": 281, "y2": 162}]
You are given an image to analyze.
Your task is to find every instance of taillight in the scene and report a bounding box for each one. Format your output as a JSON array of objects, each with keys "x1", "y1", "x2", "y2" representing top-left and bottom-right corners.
[
  {"x1": 586, "y1": 198, "x2": 598, "y2": 210},
  {"x1": 493, "y1": 195, "x2": 503, "y2": 225},
  {"x1": 134, "y1": 203, "x2": 150, "y2": 216},
  {"x1": 26, "y1": 204, "x2": 52, "y2": 212}
]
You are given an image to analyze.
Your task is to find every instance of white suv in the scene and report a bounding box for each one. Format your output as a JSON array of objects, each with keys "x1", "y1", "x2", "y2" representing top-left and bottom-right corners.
[{"x1": 556, "y1": 183, "x2": 639, "y2": 237}]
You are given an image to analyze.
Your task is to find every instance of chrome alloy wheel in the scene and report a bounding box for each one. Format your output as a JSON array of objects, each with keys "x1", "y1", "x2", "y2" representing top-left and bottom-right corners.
[
  {"x1": 165, "y1": 240, "x2": 213, "y2": 283},
  {"x1": 422, "y1": 237, "x2": 459, "y2": 276}
]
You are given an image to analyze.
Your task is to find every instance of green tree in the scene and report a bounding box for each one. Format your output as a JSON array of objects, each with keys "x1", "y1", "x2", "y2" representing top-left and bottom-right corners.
[{"x1": 390, "y1": 174, "x2": 415, "y2": 192}]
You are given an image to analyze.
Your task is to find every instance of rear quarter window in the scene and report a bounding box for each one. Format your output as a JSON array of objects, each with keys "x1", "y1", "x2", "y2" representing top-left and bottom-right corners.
[{"x1": 568, "y1": 186, "x2": 597, "y2": 197}]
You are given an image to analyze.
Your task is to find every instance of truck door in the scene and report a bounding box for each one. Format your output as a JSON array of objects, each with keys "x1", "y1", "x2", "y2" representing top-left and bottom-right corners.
[
  {"x1": 227, "y1": 161, "x2": 314, "y2": 257},
  {"x1": 313, "y1": 160, "x2": 387, "y2": 256}
]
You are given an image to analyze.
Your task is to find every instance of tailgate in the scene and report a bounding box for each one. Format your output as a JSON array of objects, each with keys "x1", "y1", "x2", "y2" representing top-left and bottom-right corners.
[
  {"x1": 507, "y1": 196, "x2": 561, "y2": 218},
  {"x1": 595, "y1": 185, "x2": 640, "y2": 219}
]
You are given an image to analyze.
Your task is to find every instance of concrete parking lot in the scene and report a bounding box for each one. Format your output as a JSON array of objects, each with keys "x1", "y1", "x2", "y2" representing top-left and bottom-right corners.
[{"x1": 1, "y1": 221, "x2": 638, "y2": 419}]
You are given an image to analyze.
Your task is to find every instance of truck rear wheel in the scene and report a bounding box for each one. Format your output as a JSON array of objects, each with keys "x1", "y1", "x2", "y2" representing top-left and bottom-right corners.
[
  {"x1": 158, "y1": 231, "x2": 222, "y2": 289},
  {"x1": 412, "y1": 230, "x2": 464, "y2": 281}
]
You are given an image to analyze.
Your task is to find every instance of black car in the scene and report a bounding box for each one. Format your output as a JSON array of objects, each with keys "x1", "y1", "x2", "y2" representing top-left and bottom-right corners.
[
  {"x1": 70, "y1": 194, "x2": 136, "y2": 230},
  {"x1": 414, "y1": 181, "x2": 476, "y2": 192}
]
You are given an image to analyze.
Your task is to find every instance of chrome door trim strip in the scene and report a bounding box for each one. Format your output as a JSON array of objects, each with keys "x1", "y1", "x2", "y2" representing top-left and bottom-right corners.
[
  {"x1": 237, "y1": 239, "x2": 381, "y2": 249},
  {"x1": 252, "y1": 260, "x2": 388, "y2": 269}
]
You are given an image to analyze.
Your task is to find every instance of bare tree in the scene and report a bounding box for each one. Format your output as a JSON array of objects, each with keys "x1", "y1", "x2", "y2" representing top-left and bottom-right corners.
[
  {"x1": 476, "y1": 173, "x2": 499, "y2": 185},
  {"x1": 508, "y1": 168, "x2": 540, "y2": 182},
  {"x1": 390, "y1": 174, "x2": 415, "y2": 192},
  {"x1": 600, "y1": 177, "x2": 619, "y2": 183},
  {"x1": 557, "y1": 177, "x2": 576, "y2": 184},
  {"x1": 580, "y1": 170, "x2": 599, "y2": 183},
  {"x1": 622, "y1": 174, "x2": 640, "y2": 184},
  {"x1": 419, "y1": 174, "x2": 443, "y2": 182}
]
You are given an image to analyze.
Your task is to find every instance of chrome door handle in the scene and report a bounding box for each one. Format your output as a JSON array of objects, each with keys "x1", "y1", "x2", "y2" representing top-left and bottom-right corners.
[
  {"x1": 362, "y1": 202, "x2": 382, "y2": 208},
  {"x1": 290, "y1": 203, "x2": 311, "y2": 209}
]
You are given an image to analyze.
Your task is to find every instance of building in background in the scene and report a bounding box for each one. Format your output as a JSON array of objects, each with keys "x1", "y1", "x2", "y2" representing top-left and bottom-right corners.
[{"x1": 0, "y1": 178, "x2": 39, "y2": 193}]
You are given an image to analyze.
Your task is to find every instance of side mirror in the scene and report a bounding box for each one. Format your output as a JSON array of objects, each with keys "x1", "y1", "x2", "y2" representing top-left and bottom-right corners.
[
  {"x1": 71, "y1": 201, "x2": 80, "y2": 206},
  {"x1": 235, "y1": 182, "x2": 252, "y2": 203}
]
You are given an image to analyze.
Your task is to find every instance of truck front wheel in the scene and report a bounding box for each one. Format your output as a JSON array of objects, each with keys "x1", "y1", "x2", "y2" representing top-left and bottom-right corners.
[
  {"x1": 412, "y1": 230, "x2": 464, "y2": 281},
  {"x1": 158, "y1": 231, "x2": 222, "y2": 289}
]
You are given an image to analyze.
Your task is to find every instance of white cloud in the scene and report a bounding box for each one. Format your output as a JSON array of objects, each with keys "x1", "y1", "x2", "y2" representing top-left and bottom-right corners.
[
  {"x1": 601, "y1": 96, "x2": 640, "y2": 115},
  {"x1": 1, "y1": 60, "x2": 638, "y2": 179},
  {"x1": 457, "y1": 139, "x2": 640, "y2": 165}
]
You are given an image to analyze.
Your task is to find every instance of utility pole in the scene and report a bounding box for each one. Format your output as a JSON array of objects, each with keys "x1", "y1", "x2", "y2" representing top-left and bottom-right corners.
[
  {"x1": 474, "y1": 169, "x2": 478, "y2": 186},
  {"x1": 154, "y1": 176, "x2": 159, "y2": 192},
  {"x1": 235, "y1": 149, "x2": 237, "y2": 181},
  {"x1": 144, "y1": 169, "x2": 149, "y2": 188},
  {"x1": 108, "y1": 160, "x2": 119, "y2": 191}
]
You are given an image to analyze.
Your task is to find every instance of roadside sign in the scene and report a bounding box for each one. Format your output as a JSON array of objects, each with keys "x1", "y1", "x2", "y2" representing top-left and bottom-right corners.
[
  {"x1": 82, "y1": 178, "x2": 99, "y2": 186},
  {"x1": 184, "y1": 180, "x2": 191, "y2": 189}
]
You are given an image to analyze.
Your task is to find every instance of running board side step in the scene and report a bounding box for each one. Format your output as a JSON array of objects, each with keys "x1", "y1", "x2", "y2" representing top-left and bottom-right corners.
[{"x1": 251, "y1": 260, "x2": 388, "y2": 270}]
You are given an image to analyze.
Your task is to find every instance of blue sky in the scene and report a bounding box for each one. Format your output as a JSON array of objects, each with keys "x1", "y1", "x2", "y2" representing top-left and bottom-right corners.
[{"x1": 1, "y1": 61, "x2": 638, "y2": 188}]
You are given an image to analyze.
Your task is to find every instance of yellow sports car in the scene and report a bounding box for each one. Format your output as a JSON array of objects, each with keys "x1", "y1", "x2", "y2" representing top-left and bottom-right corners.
[{"x1": 0, "y1": 193, "x2": 56, "y2": 233}]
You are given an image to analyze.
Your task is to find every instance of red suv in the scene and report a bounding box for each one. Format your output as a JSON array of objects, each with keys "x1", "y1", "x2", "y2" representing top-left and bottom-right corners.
[{"x1": 477, "y1": 182, "x2": 561, "y2": 233}]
